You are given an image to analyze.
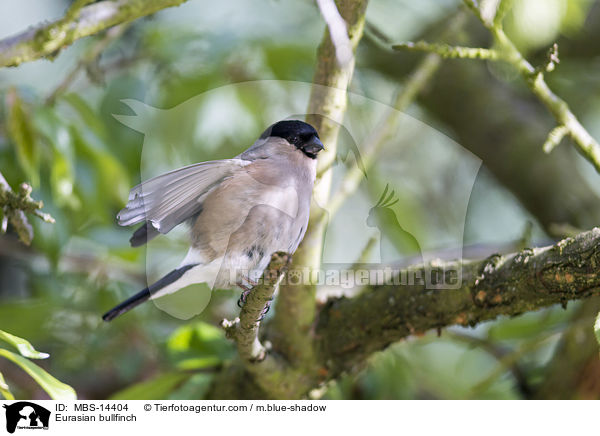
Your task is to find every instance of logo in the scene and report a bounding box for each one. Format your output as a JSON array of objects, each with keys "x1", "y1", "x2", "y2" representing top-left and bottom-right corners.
[{"x1": 2, "y1": 402, "x2": 50, "y2": 434}]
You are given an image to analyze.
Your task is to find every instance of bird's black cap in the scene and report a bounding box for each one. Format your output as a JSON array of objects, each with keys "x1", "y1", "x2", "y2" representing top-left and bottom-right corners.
[{"x1": 261, "y1": 120, "x2": 324, "y2": 158}]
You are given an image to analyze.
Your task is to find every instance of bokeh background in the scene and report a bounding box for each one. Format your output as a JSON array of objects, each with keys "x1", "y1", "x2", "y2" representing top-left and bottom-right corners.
[{"x1": 1, "y1": 0, "x2": 600, "y2": 399}]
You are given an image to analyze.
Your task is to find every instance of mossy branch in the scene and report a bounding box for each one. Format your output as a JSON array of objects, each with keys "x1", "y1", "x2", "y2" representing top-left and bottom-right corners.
[
  {"x1": 315, "y1": 228, "x2": 600, "y2": 378},
  {"x1": 221, "y1": 252, "x2": 291, "y2": 363},
  {"x1": 217, "y1": 252, "x2": 310, "y2": 399},
  {"x1": 0, "y1": 172, "x2": 54, "y2": 245},
  {"x1": 0, "y1": 0, "x2": 189, "y2": 68}
]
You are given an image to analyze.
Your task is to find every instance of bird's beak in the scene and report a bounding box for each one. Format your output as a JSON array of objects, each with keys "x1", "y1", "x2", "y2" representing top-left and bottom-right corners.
[{"x1": 304, "y1": 137, "x2": 325, "y2": 155}]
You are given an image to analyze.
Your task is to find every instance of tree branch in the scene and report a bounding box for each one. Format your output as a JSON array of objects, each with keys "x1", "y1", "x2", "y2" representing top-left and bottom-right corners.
[
  {"x1": 392, "y1": 41, "x2": 501, "y2": 60},
  {"x1": 208, "y1": 0, "x2": 370, "y2": 399},
  {"x1": 271, "y1": 0, "x2": 369, "y2": 369},
  {"x1": 315, "y1": 228, "x2": 600, "y2": 377},
  {"x1": 0, "y1": 0, "x2": 189, "y2": 68},
  {"x1": 213, "y1": 253, "x2": 314, "y2": 399},
  {"x1": 221, "y1": 252, "x2": 291, "y2": 363}
]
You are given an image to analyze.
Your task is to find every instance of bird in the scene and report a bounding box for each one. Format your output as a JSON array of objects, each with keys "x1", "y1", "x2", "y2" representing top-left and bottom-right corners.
[{"x1": 102, "y1": 120, "x2": 324, "y2": 321}]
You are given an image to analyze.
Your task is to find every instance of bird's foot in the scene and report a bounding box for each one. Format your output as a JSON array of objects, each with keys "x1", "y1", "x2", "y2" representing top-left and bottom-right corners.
[
  {"x1": 236, "y1": 275, "x2": 272, "y2": 320},
  {"x1": 236, "y1": 275, "x2": 259, "y2": 308},
  {"x1": 257, "y1": 297, "x2": 274, "y2": 321},
  {"x1": 237, "y1": 287, "x2": 251, "y2": 308}
]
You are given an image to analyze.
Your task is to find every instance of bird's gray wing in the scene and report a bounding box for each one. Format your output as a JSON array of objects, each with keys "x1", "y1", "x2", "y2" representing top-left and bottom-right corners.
[{"x1": 117, "y1": 159, "x2": 249, "y2": 236}]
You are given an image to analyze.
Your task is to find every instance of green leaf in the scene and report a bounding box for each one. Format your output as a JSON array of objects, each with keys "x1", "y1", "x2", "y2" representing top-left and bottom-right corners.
[
  {"x1": 0, "y1": 329, "x2": 49, "y2": 359},
  {"x1": 167, "y1": 321, "x2": 234, "y2": 369},
  {"x1": 70, "y1": 126, "x2": 129, "y2": 206},
  {"x1": 167, "y1": 373, "x2": 213, "y2": 400},
  {"x1": 0, "y1": 371, "x2": 15, "y2": 400},
  {"x1": 109, "y1": 372, "x2": 190, "y2": 400},
  {"x1": 175, "y1": 356, "x2": 221, "y2": 371},
  {"x1": 561, "y1": 0, "x2": 595, "y2": 36},
  {"x1": 61, "y1": 93, "x2": 107, "y2": 140},
  {"x1": 487, "y1": 309, "x2": 569, "y2": 340},
  {"x1": 50, "y1": 151, "x2": 79, "y2": 209},
  {"x1": 6, "y1": 88, "x2": 39, "y2": 186},
  {"x1": 0, "y1": 348, "x2": 76, "y2": 400},
  {"x1": 32, "y1": 108, "x2": 79, "y2": 209}
]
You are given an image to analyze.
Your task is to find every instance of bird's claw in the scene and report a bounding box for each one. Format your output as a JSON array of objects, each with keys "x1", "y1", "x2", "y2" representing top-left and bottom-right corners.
[
  {"x1": 237, "y1": 278, "x2": 273, "y2": 320},
  {"x1": 237, "y1": 288, "x2": 251, "y2": 308},
  {"x1": 236, "y1": 275, "x2": 259, "y2": 308},
  {"x1": 257, "y1": 297, "x2": 274, "y2": 321}
]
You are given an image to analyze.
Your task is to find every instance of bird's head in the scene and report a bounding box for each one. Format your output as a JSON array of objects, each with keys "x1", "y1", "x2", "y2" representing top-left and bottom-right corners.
[{"x1": 261, "y1": 120, "x2": 324, "y2": 159}]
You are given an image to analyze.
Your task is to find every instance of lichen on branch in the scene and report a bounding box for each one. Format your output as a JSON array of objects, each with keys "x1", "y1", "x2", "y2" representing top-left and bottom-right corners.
[{"x1": 0, "y1": 172, "x2": 54, "y2": 245}]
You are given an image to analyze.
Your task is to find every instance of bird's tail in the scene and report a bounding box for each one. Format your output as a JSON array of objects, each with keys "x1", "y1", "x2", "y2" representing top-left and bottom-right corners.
[
  {"x1": 102, "y1": 264, "x2": 197, "y2": 322},
  {"x1": 102, "y1": 288, "x2": 151, "y2": 322}
]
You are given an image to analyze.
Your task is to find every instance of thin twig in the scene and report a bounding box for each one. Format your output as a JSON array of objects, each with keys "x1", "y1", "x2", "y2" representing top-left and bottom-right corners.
[
  {"x1": 459, "y1": 0, "x2": 600, "y2": 173},
  {"x1": 392, "y1": 41, "x2": 502, "y2": 60},
  {"x1": 46, "y1": 23, "x2": 130, "y2": 104},
  {"x1": 542, "y1": 125, "x2": 569, "y2": 154}
]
